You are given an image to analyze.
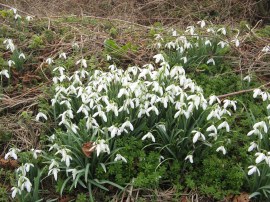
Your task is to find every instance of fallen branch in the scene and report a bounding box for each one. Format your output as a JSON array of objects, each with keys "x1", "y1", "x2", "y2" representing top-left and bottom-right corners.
[{"x1": 218, "y1": 81, "x2": 270, "y2": 99}]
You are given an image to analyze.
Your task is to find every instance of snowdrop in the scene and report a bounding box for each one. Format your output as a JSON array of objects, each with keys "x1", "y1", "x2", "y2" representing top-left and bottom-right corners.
[
  {"x1": 255, "y1": 152, "x2": 266, "y2": 164},
  {"x1": 262, "y1": 45, "x2": 270, "y2": 53},
  {"x1": 197, "y1": 20, "x2": 206, "y2": 28},
  {"x1": 96, "y1": 139, "x2": 110, "y2": 156},
  {"x1": 192, "y1": 130, "x2": 205, "y2": 143},
  {"x1": 36, "y1": 112, "x2": 48, "y2": 121},
  {"x1": 253, "y1": 121, "x2": 268, "y2": 133},
  {"x1": 217, "y1": 41, "x2": 227, "y2": 48},
  {"x1": 26, "y1": 16, "x2": 33, "y2": 21},
  {"x1": 217, "y1": 27, "x2": 226, "y2": 35},
  {"x1": 0, "y1": 69, "x2": 9, "y2": 78},
  {"x1": 248, "y1": 165, "x2": 260, "y2": 176},
  {"x1": 14, "y1": 14, "x2": 21, "y2": 20},
  {"x1": 142, "y1": 132, "x2": 155, "y2": 142},
  {"x1": 114, "y1": 154, "x2": 127, "y2": 163},
  {"x1": 216, "y1": 146, "x2": 226, "y2": 155},
  {"x1": 8, "y1": 60, "x2": 15, "y2": 67},
  {"x1": 153, "y1": 54, "x2": 165, "y2": 63},
  {"x1": 76, "y1": 58, "x2": 87, "y2": 68},
  {"x1": 185, "y1": 154, "x2": 193, "y2": 163},
  {"x1": 31, "y1": 149, "x2": 42, "y2": 159},
  {"x1": 248, "y1": 142, "x2": 258, "y2": 152},
  {"x1": 5, "y1": 148, "x2": 21, "y2": 160},
  {"x1": 11, "y1": 187, "x2": 21, "y2": 198},
  {"x1": 55, "y1": 148, "x2": 72, "y2": 167},
  {"x1": 243, "y1": 75, "x2": 251, "y2": 82},
  {"x1": 46, "y1": 58, "x2": 54, "y2": 65},
  {"x1": 209, "y1": 95, "x2": 220, "y2": 105},
  {"x1": 48, "y1": 167, "x2": 60, "y2": 181},
  {"x1": 217, "y1": 121, "x2": 230, "y2": 132},
  {"x1": 59, "y1": 52, "x2": 67, "y2": 59},
  {"x1": 206, "y1": 58, "x2": 215, "y2": 65},
  {"x1": 3, "y1": 39, "x2": 15, "y2": 52}
]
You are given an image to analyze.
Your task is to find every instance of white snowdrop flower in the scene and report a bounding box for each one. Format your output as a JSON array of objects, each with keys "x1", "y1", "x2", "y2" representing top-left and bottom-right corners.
[
  {"x1": 197, "y1": 20, "x2": 206, "y2": 28},
  {"x1": 207, "y1": 28, "x2": 215, "y2": 34},
  {"x1": 49, "y1": 159, "x2": 59, "y2": 170},
  {"x1": 172, "y1": 30, "x2": 178, "y2": 36},
  {"x1": 46, "y1": 58, "x2": 54, "y2": 65},
  {"x1": 8, "y1": 60, "x2": 15, "y2": 67},
  {"x1": 10, "y1": 8, "x2": 17, "y2": 14},
  {"x1": 96, "y1": 139, "x2": 110, "y2": 157},
  {"x1": 108, "y1": 125, "x2": 119, "y2": 138},
  {"x1": 262, "y1": 45, "x2": 270, "y2": 53},
  {"x1": 248, "y1": 165, "x2": 260, "y2": 176},
  {"x1": 48, "y1": 167, "x2": 60, "y2": 181},
  {"x1": 205, "y1": 40, "x2": 212, "y2": 46},
  {"x1": 121, "y1": 120, "x2": 134, "y2": 131},
  {"x1": 55, "y1": 148, "x2": 72, "y2": 167},
  {"x1": 253, "y1": 121, "x2": 268, "y2": 133},
  {"x1": 248, "y1": 142, "x2": 258, "y2": 152},
  {"x1": 232, "y1": 38, "x2": 240, "y2": 47},
  {"x1": 59, "y1": 52, "x2": 67, "y2": 59},
  {"x1": 192, "y1": 130, "x2": 205, "y2": 143},
  {"x1": 216, "y1": 146, "x2": 226, "y2": 155},
  {"x1": 14, "y1": 14, "x2": 21, "y2": 20},
  {"x1": 209, "y1": 95, "x2": 220, "y2": 105},
  {"x1": 261, "y1": 92, "x2": 268, "y2": 101},
  {"x1": 223, "y1": 100, "x2": 237, "y2": 111},
  {"x1": 11, "y1": 187, "x2": 21, "y2": 198},
  {"x1": 153, "y1": 54, "x2": 165, "y2": 63},
  {"x1": 206, "y1": 125, "x2": 217, "y2": 139},
  {"x1": 93, "y1": 111, "x2": 107, "y2": 122},
  {"x1": 26, "y1": 16, "x2": 33, "y2": 21},
  {"x1": 181, "y1": 57, "x2": 187, "y2": 64},
  {"x1": 185, "y1": 155, "x2": 193, "y2": 163},
  {"x1": 21, "y1": 177, "x2": 32, "y2": 192},
  {"x1": 76, "y1": 58, "x2": 87, "y2": 68},
  {"x1": 207, "y1": 58, "x2": 215, "y2": 65},
  {"x1": 30, "y1": 149, "x2": 42, "y2": 159},
  {"x1": 24, "y1": 163, "x2": 34, "y2": 173},
  {"x1": 247, "y1": 129, "x2": 261, "y2": 139},
  {"x1": 217, "y1": 27, "x2": 226, "y2": 35},
  {"x1": 70, "y1": 123, "x2": 79, "y2": 134},
  {"x1": 267, "y1": 104, "x2": 270, "y2": 110},
  {"x1": 3, "y1": 39, "x2": 15, "y2": 52},
  {"x1": 154, "y1": 34, "x2": 163, "y2": 41},
  {"x1": 185, "y1": 26, "x2": 195, "y2": 35},
  {"x1": 0, "y1": 69, "x2": 10, "y2": 78},
  {"x1": 142, "y1": 132, "x2": 155, "y2": 142},
  {"x1": 217, "y1": 121, "x2": 230, "y2": 132},
  {"x1": 4, "y1": 148, "x2": 20, "y2": 160},
  {"x1": 72, "y1": 42, "x2": 79, "y2": 49},
  {"x1": 217, "y1": 41, "x2": 227, "y2": 48},
  {"x1": 66, "y1": 168, "x2": 80, "y2": 180},
  {"x1": 35, "y1": 112, "x2": 48, "y2": 121},
  {"x1": 114, "y1": 154, "x2": 127, "y2": 163},
  {"x1": 243, "y1": 75, "x2": 251, "y2": 83},
  {"x1": 255, "y1": 152, "x2": 266, "y2": 164},
  {"x1": 146, "y1": 105, "x2": 159, "y2": 115},
  {"x1": 106, "y1": 55, "x2": 112, "y2": 61},
  {"x1": 253, "y1": 88, "x2": 262, "y2": 98}
]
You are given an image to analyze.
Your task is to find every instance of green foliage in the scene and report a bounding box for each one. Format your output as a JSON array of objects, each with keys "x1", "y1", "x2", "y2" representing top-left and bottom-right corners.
[
  {"x1": 104, "y1": 39, "x2": 137, "y2": 60},
  {"x1": 96, "y1": 136, "x2": 166, "y2": 189},
  {"x1": 28, "y1": 35, "x2": 44, "y2": 49},
  {"x1": 256, "y1": 25, "x2": 270, "y2": 37},
  {"x1": 76, "y1": 193, "x2": 88, "y2": 202}
]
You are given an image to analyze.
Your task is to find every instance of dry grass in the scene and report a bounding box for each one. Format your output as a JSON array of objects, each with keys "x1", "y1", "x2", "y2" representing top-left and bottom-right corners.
[{"x1": 2, "y1": 0, "x2": 269, "y2": 26}]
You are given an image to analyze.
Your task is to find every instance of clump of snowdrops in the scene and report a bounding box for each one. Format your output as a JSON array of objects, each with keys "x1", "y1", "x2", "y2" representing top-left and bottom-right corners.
[{"x1": 4, "y1": 16, "x2": 259, "y2": 200}]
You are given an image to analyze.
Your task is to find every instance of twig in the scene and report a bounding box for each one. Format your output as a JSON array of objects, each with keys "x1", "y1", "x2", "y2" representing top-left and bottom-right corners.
[{"x1": 217, "y1": 81, "x2": 270, "y2": 99}]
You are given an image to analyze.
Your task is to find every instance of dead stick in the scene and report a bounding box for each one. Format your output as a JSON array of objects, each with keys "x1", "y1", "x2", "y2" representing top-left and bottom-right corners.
[{"x1": 217, "y1": 81, "x2": 270, "y2": 99}]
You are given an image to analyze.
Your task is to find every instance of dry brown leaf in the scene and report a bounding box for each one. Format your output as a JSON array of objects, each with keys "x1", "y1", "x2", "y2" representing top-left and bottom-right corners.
[{"x1": 82, "y1": 142, "x2": 96, "y2": 158}]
